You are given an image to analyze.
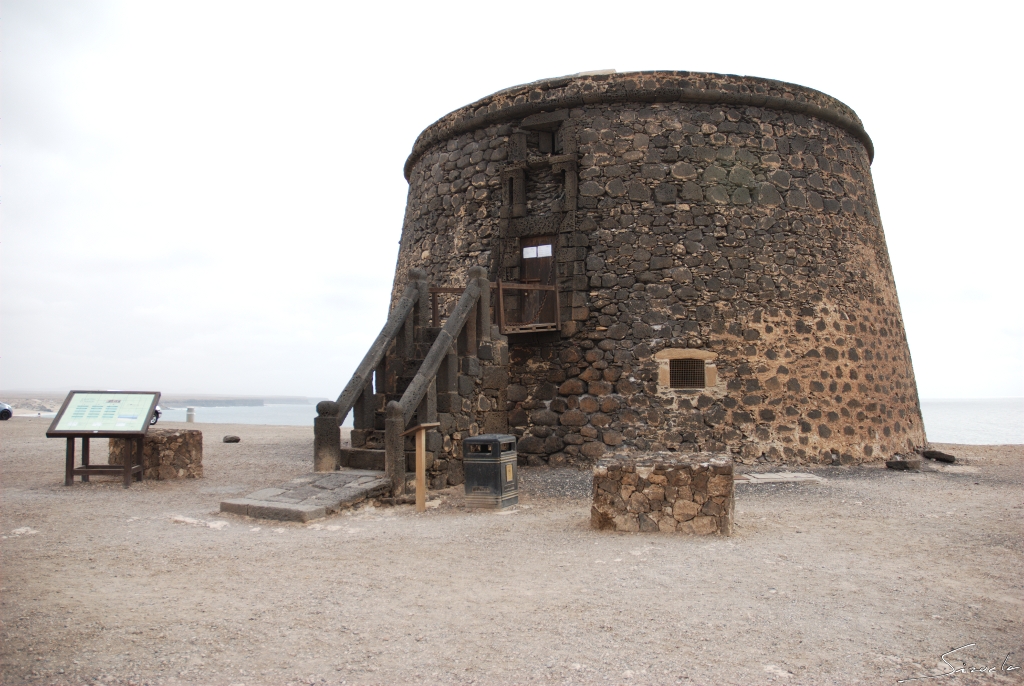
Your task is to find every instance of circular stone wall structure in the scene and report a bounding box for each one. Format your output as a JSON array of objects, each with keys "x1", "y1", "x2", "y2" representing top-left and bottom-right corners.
[{"x1": 393, "y1": 71, "x2": 926, "y2": 466}]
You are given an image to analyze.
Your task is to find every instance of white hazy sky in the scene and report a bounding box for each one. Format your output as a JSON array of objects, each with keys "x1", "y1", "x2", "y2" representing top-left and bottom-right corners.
[{"x1": 2, "y1": 1, "x2": 1021, "y2": 400}]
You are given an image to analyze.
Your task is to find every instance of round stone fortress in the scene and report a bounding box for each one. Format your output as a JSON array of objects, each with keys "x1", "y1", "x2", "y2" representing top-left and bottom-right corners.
[{"x1": 392, "y1": 70, "x2": 926, "y2": 466}]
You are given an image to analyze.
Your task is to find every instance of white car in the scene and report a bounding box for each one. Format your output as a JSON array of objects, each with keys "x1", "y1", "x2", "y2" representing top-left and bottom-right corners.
[{"x1": 0, "y1": 402, "x2": 12, "y2": 420}]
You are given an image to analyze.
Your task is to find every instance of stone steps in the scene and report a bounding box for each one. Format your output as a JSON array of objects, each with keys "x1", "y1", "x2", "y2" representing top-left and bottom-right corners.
[
  {"x1": 341, "y1": 447, "x2": 386, "y2": 470},
  {"x1": 340, "y1": 447, "x2": 421, "y2": 472},
  {"x1": 220, "y1": 469, "x2": 390, "y2": 522}
]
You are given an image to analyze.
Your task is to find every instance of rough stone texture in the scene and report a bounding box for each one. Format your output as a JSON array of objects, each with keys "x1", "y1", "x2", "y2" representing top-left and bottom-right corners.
[
  {"x1": 591, "y1": 454, "x2": 733, "y2": 535},
  {"x1": 108, "y1": 429, "x2": 203, "y2": 480},
  {"x1": 922, "y1": 449, "x2": 955, "y2": 463},
  {"x1": 388, "y1": 70, "x2": 926, "y2": 482},
  {"x1": 886, "y1": 456, "x2": 921, "y2": 471},
  {"x1": 313, "y1": 413, "x2": 341, "y2": 472}
]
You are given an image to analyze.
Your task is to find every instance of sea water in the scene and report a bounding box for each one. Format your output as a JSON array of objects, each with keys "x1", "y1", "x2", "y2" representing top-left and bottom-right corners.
[
  {"x1": 919, "y1": 398, "x2": 1023, "y2": 445},
  {"x1": 104, "y1": 399, "x2": 1024, "y2": 444},
  {"x1": 158, "y1": 404, "x2": 323, "y2": 426}
]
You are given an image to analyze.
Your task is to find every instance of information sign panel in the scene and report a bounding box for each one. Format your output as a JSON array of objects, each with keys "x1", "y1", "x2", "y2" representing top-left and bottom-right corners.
[{"x1": 47, "y1": 391, "x2": 160, "y2": 437}]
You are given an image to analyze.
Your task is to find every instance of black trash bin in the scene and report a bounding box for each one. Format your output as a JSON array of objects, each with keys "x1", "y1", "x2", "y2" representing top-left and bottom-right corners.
[{"x1": 463, "y1": 434, "x2": 518, "y2": 509}]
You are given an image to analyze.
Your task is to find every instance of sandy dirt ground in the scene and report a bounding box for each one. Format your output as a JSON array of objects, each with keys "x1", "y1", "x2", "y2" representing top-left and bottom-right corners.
[{"x1": 1, "y1": 417, "x2": 1021, "y2": 686}]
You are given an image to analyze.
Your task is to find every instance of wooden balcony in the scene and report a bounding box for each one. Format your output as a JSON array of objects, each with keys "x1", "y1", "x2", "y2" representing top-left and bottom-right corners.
[{"x1": 429, "y1": 281, "x2": 560, "y2": 335}]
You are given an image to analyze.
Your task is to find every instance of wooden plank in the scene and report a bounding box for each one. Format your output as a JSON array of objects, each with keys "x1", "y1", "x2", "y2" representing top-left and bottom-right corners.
[
  {"x1": 415, "y1": 429, "x2": 426, "y2": 513},
  {"x1": 400, "y1": 422, "x2": 440, "y2": 437},
  {"x1": 334, "y1": 283, "x2": 419, "y2": 426}
]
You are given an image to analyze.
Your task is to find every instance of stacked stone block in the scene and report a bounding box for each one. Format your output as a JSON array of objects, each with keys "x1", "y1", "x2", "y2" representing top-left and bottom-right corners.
[
  {"x1": 391, "y1": 71, "x2": 926, "y2": 478},
  {"x1": 591, "y1": 455, "x2": 733, "y2": 534},
  {"x1": 432, "y1": 331, "x2": 511, "y2": 486},
  {"x1": 109, "y1": 429, "x2": 203, "y2": 480}
]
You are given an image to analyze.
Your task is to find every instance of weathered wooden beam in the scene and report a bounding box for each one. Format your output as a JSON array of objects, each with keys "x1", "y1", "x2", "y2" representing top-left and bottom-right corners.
[
  {"x1": 477, "y1": 270, "x2": 491, "y2": 342},
  {"x1": 334, "y1": 282, "x2": 418, "y2": 427},
  {"x1": 411, "y1": 268, "x2": 429, "y2": 329},
  {"x1": 385, "y1": 401, "x2": 405, "y2": 496},
  {"x1": 398, "y1": 274, "x2": 482, "y2": 425}
]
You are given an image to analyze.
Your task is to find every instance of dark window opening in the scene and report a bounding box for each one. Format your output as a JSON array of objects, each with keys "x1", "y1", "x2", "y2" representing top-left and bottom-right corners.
[
  {"x1": 536, "y1": 129, "x2": 563, "y2": 154},
  {"x1": 670, "y1": 359, "x2": 705, "y2": 389},
  {"x1": 538, "y1": 131, "x2": 553, "y2": 154}
]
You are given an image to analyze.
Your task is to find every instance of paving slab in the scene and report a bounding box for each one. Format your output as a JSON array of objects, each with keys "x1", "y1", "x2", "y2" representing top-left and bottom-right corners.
[
  {"x1": 735, "y1": 472, "x2": 824, "y2": 484},
  {"x1": 247, "y1": 488, "x2": 287, "y2": 500},
  {"x1": 221, "y1": 469, "x2": 389, "y2": 522}
]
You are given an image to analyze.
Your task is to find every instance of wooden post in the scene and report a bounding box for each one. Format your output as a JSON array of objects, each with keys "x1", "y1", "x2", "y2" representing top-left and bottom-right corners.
[
  {"x1": 461, "y1": 304, "x2": 477, "y2": 358},
  {"x1": 353, "y1": 387, "x2": 366, "y2": 431},
  {"x1": 123, "y1": 438, "x2": 133, "y2": 488},
  {"x1": 65, "y1": 438, "x2": 74, "y2": 486},
  {"x1": 137, "y1": 436, "x2": 145, "y2": 483},
  {"x1": 314, "y1": 403, "x2": 342, "y2": 472},
  {"x1": 81, "y1": 437, "x2": 90, "y2": 482},
  {"x1": 411, "y1": 268, "x2": 429, "y2": 329},
  {"x1": 416, "y1": 429, "x2": 426, "y2": 511},
  {"x1": 385, "y1": 401, "x2": 405, "y2": 496},
  {"x1": 477, "y1": 273, "x2": 491, "y2": 343},
  {"x1": 400, "y1": 312, "x2": 414, "y2": 361},
  {"x1": 375, "y1": 359, "x2": 386, "y2": 395},
  {"x1": 401, "y1": 422, "x2": 440, "y2": 512},
  {"x1": 497, "y1": 280, "x2": 506, "y2": 335}
]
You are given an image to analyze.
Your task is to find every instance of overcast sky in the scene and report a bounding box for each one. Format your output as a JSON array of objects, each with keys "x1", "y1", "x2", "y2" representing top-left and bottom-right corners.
[{"x1": 2, "y1": 0, "x2": 1021, "y2": 400}]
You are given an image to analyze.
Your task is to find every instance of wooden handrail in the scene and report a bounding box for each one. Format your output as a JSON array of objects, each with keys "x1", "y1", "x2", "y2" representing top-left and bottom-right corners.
[
  {"x1": 397, "y1": 276, "x2": 483, "y2": 425},
  {"x1": 495, "y1": 282, "x2": 557, "y2": 292},
  {"x1": 334, "y1": 278, "x2": 424, "y2": 426},
  {"x1": 430, "y1": 281, "x2": 556, "y2": 327},
  {"x1": 383, "y1": 266, "x2": 491, "y2": 495}
]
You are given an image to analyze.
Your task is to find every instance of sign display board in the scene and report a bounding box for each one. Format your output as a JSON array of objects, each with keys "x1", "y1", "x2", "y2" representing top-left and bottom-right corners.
[{"x1": 47, "y1": 391, "x2": 160, "y2": 436}]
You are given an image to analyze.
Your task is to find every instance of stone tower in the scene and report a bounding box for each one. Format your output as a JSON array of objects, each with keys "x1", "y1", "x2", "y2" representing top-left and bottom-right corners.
[{"x1": 388, "y1": 70, "x2": 925, "y2": 473}]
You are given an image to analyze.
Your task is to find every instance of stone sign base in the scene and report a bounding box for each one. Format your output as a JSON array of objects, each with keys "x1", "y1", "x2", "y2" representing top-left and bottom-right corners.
[
  {"x1": 109, "y1": 429, "x2": 203, "y2": 480},
  {"x1": 591, "y1": 455, "x2": 733, "y2": 535}
]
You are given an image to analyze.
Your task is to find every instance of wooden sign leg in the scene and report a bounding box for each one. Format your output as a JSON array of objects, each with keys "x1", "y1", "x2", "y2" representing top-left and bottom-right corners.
[
  {"x1": 415, "y1": 428, "x2": 426, "y2": 513},
  {"x1": 123, "y1": 438, "x2": 133, "y2": 489},
  {"x1": 81, "y1": 438, "x2": 90, "y2": 482},
  {"x1": 137, "y1": 436, "x2": 144, "y2": 482},
  {"x1": 65, "y1": 438, "x2": 75, "y2": 486}
]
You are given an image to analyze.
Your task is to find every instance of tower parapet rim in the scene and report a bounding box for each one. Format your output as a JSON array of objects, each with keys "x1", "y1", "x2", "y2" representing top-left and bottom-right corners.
[{"x1": 404, "y1": 70, "x2": 873, "y2": 180}]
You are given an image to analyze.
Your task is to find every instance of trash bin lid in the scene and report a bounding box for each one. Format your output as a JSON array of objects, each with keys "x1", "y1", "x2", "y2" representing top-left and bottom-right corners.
[
  {"x1": 463, "y1": 433, "x2": 517, "y2": 445},
  {"x1": 464, "y1": 432, "x2": 516, "y2": 454}
]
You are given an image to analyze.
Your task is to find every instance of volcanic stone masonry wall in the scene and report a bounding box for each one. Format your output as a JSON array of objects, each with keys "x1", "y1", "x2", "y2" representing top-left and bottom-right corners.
[
  {"x1": 591, "y1": 455, "x2": 734, "y2": 535},
  {"x1": 393, "y1": 71, "x2": 926, "y2": 471}
]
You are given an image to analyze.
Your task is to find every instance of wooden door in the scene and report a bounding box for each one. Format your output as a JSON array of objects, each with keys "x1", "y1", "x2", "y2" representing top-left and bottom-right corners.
[{"x1": 519, "y1": 236, "x2": 556, "y2": 325}]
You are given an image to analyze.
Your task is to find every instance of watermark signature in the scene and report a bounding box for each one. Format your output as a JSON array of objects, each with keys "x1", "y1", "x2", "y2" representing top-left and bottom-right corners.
[{"x1": 898, "y1": 644, "x2": 1020, "y2": 682}]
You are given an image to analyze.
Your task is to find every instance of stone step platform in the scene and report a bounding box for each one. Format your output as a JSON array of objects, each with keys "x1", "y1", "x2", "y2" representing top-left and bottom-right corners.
[
  {"x1": 220, "y1": 469, "x2": 389, "y2": 522},
  {"x1": 341, "y1": 447, "x2": 385, "y2": 470},
  {"x1": 340, "y1": 447, "x2": 421, "y2": 471},
  {"x1": 734, "y1": 472, "x2": 824, "y2": 484}
]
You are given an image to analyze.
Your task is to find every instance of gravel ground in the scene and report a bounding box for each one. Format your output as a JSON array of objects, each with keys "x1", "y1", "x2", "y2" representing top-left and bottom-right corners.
[{"x1": 1, "y1": 417, "x2": 1021, "y2": 686}]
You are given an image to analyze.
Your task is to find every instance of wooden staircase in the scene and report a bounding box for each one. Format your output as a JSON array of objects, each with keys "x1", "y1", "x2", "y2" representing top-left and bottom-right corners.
[{"x1": 322, "y1": 266, "x2": 498, "y2": 497}]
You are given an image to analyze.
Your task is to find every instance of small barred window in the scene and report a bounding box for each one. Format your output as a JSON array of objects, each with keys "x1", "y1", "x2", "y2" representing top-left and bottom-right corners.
[{"x1": 669, "y1": 359, "x2": 705, "y2": 389}]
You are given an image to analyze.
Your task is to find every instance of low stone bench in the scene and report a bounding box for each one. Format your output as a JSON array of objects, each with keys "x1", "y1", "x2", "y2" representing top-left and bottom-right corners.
[
  {"x1": 109, "y1": 429, "x2": 203, "y2": 480},
  {"x1": 591, "y1": 455, "x2": 734, "y2": 535}
]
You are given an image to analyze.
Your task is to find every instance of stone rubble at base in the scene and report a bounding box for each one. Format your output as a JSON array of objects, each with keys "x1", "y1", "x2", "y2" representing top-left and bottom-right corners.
[
  {"x1": 591, "y1": 454, "x2": 734, "y2": 535},
  {"x1": 108, "y1": 429, "x2": 203, "y2": 480}
]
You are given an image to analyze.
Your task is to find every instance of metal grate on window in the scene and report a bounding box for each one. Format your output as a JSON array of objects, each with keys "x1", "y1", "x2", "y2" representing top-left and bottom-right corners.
[{"x1": 669, "y1": 359, "x2": 705, "y2": 389}]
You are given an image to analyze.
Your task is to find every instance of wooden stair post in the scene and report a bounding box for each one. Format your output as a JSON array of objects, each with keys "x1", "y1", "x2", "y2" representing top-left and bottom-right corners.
[
  {"x1": 385, "y1": 401, "x2": 405, "y2": 496},
  {"x1": 401, "y1": 421, "x2": 440, "y2": 512}
]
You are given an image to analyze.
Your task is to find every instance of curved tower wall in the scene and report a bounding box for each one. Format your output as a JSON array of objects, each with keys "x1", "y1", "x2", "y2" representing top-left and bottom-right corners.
[{"x1": 394, "y1": 71, "x2": 925, "y2": 466}]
